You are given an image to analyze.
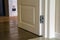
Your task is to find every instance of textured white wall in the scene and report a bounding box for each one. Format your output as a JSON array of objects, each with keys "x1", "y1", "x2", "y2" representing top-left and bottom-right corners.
[
  {"x1": 9, "y1": 0, "x2": 17, "y2": 16},
  {"x1": 55, "y1": 0, "x2": 60, "y2": 33}
]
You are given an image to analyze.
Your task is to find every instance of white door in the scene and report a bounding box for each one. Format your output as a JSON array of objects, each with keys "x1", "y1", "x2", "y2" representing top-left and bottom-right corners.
[{"x1": 18, "y1": 0, "x2": 40, "y2": 35}]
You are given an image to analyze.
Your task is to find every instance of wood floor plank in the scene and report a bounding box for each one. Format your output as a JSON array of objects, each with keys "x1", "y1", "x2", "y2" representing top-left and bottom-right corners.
[{"x1": 0, "y1": 16, "x2": 39, "y2": 40}]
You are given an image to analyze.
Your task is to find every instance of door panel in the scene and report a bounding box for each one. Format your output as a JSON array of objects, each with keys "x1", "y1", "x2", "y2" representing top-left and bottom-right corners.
[
  {"x1": 18, "y1": 0, "x2": 40, "y2": 35},
  {"x1": 21, "y1": 6, "x2": 35, "y2": 25}
]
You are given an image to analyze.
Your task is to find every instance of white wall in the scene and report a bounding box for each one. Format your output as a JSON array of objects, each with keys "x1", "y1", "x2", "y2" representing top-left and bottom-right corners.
[
  {"x1": 9, "y1": 0, "x2": 17, "y2": 16},
  {"x1": 55, "y1": 0, "x2": 60, "y2": 33},
  {"x1": 55, "y1": 0, "x2": 60, "y2": 39}
]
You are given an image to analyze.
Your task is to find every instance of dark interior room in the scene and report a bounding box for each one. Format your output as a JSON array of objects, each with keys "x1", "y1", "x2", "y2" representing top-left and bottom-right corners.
[{"x1": 0, "y1": 0, "x2": 9, "y2": 16}]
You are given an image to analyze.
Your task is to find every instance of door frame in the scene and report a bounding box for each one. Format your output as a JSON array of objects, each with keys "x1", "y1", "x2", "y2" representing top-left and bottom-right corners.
[
  {"x1": 44, "y1": 0, "x2": 55, "y2": 38},
  {"x1": 17, "y1": 0, "x2": 56, "y2": 38},
  {"x1": 40, "y1": 0, "x2": 56, "y2": 38}
]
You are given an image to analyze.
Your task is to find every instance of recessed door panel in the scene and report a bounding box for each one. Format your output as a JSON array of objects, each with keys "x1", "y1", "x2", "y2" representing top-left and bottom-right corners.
[{"x1": 21, "y1": 6, "x2": 35, "y2": 25}]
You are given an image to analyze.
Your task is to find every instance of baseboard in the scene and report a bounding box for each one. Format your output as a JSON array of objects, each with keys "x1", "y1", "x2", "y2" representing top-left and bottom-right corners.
[{"x1": 55, "y1": 32, "x2": 60, "y2": 39}]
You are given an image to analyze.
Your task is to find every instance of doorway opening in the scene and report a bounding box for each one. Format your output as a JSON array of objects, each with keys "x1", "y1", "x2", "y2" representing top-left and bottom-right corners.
[
  {"x1": 8, "y1": 0, "x2": 18, "y2": 17},
  {"x1": 8, "y1": 0, "x2": 18, "y2": 25}
]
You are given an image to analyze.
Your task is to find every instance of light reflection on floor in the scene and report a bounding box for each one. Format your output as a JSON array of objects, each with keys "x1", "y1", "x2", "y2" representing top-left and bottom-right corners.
[{"x1": 29, "y1": 37, "x2": 60, "y2": 40}]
